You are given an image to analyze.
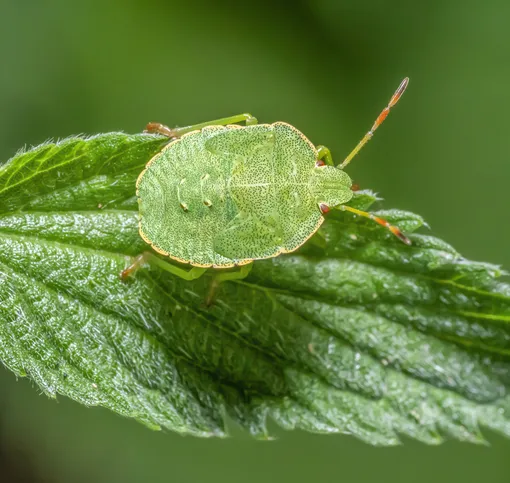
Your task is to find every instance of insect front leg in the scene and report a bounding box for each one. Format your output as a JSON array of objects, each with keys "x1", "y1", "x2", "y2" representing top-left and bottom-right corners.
[
  {"x1": 316, "y1": 145, "x2": 335, "y2": 166},
  {"x1": 120, "y1": 252, "x2": 207, "y2": 281},
  {"x1": 145, "y1": 113, "x2": 258, "y2": 139}
]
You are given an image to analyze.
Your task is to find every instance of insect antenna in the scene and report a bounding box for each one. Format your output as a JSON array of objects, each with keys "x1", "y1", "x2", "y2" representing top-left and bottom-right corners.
[
  {"x1": 339, "y1": 77, "x2": 409, "y2": 169},
  {"x1": 339, "y1": 205, "x2": 411, "y2": 245}
]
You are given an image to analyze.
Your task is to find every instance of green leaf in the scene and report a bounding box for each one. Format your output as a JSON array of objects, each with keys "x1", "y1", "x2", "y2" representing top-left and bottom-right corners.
[{"x1": 0, "y1": 132, "x2": 509, "y2": 444}]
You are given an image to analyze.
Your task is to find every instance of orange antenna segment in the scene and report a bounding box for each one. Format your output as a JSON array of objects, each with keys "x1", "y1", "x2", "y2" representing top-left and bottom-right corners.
[
  {"x1": 339, "y1": 77, "x2": 409, "y2": 169},
  {"x1": 340, "y1": 205, "x2": 411, "y2": 245}
]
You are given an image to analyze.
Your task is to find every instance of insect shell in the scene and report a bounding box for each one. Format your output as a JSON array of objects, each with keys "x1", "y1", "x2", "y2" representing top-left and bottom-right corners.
[
  {"x1": 136, "y1": 79, "x2": 410, "y2": 270},
  {"x1": 136, "y1": 122, "x2": 353, "y2": 268}
]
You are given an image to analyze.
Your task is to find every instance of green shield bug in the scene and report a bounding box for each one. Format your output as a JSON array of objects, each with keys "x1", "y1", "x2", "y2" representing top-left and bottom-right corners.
[{"x1": 122, "y1": 78, "x2": 410, "y2": 285}]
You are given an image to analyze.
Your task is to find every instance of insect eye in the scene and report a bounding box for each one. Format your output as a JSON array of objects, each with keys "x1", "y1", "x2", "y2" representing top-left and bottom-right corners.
[
  {"x1": 319, "y1": 203, "x2": 330, "y2": 214},
  {"x1": 315, "y1": 160, "x2": 325, "y2": 167}
]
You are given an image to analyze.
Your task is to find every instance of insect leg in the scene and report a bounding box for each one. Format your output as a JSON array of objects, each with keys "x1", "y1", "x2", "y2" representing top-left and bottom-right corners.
[
  {"x1": 339, "y1": 77, "x2": 409, "y2": 169},
  {"x1": 213, "y1": 263, "x2": 253, "y2": 283},
  {"x1": 337, "y1": 205, "x2": 411, "y2": 245},
  {"x1": 120, "y1": 252, "x2": 207, "y2": 281},
  {"x1": 316, "y1": 145, "x2": 335, "y2": 166},
  {"x1": 205, "y1": 263, "x2": 254, "y2": 306},
  {"x1": 145, "y1": 113, "x2": 258, "y2": 138}
]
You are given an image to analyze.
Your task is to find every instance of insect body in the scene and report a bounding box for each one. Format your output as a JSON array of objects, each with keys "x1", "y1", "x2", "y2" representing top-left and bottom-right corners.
[{"x1": 122, "y1": 78, "x2": 410, "y2": 283}]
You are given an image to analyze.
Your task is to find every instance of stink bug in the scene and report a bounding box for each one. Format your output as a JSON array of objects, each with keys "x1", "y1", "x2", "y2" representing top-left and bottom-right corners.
[{"x1": 122, "y1": 78, "x2": 410, "y2": 284}]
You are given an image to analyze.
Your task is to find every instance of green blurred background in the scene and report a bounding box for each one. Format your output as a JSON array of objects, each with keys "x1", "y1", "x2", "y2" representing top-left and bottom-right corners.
[{"x1": 0, "y1": 1, "x2": 509, "y2": 482}]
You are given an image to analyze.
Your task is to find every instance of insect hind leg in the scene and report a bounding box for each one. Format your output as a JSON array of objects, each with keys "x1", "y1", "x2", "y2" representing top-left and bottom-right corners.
[
  {"x1": 145, "y1": 113, "x2": 258, "y2": 139},
  {"x1": 120, "y1": 252, "x2": 207, "y2": 281}
]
